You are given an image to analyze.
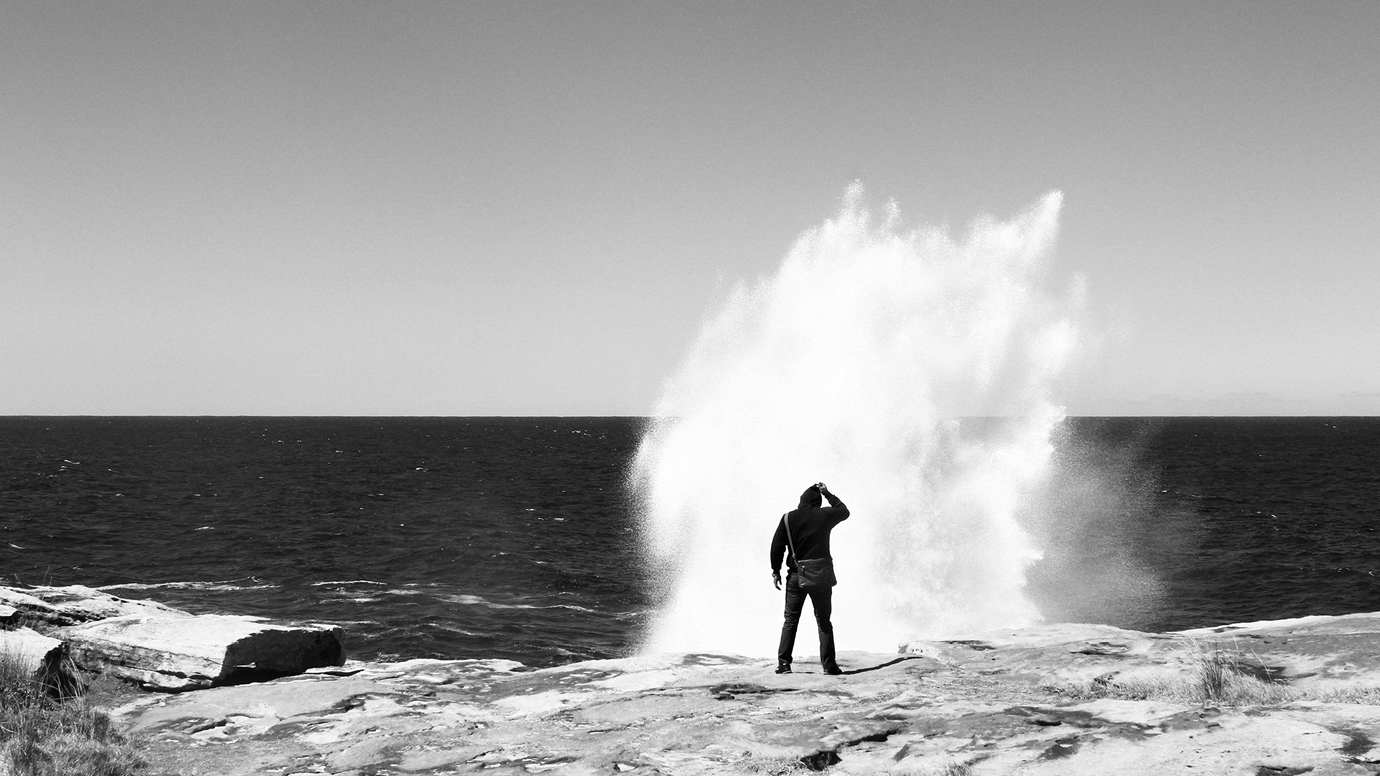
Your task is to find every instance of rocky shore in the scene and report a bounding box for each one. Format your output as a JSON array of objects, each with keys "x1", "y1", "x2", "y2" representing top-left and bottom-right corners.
[
  {"x1": 7, "y1": 585, "x2": 1380, "y2": 775},
  {"x1": 0, "y1": 585, "x2": 344, "y2": 692}
]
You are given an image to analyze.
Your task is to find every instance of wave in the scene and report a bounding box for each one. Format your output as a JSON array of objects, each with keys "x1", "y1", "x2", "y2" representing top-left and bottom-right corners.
[
  {"x1": 441, "y1": 594, "x2": 599, "y2": 614},
  {"x1": 311, "y1": 619, "x2": 381, "y2": 628},
  {"x1": 434, "y1": 623, "x2": 485, "y2": 637},
  {"x1": 99, "y1": 579, "x2": 280, "y2": 593}
]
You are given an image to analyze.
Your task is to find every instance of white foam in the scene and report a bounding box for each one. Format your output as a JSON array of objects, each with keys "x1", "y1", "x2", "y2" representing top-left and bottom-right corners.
[
  {"x1": 442, "y1": 594, "x2": 598, "y2": 613},
  {"x1": 633, "y1": 185, "x2": 1079, "y2": 655},
  {"x1": 99, "y1": 579, "x2": 280, "y2": 593}
]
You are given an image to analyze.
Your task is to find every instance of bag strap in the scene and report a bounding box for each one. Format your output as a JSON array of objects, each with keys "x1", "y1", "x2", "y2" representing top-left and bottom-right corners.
[{"x1": 782, "y1": 512, "x2": 798, "y2": 565}]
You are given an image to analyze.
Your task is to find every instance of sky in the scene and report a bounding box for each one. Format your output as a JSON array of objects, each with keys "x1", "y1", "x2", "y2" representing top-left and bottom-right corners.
[{"x1": 2, "y1": 1, "x2": 1377, "y2": 416}]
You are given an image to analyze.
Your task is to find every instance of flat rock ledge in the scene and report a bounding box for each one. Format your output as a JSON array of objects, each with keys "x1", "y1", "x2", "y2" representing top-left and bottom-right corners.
[
  {"x1": 0, "y1": 585, "x2": 345, "y2": 691},
  {"x1": 113, "y1": 613, "x2": 1380, "y2": 775},
  {"x1": 0, "y1": 584, "x2": 181, "y2": 626},
  {"x1": 67, "y1": 613, "x2": 346, "y2": 691}
]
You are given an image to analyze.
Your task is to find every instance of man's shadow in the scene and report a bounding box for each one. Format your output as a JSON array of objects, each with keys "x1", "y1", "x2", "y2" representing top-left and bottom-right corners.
[{"x1": 810, "y1": 656, "x2": 923, "y2": 676}]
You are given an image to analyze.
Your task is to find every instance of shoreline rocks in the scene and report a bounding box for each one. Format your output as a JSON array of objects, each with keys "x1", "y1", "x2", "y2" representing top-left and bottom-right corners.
[
  {"x1": 0, "y1": 584, "x2": 181, "y2": 626},
  {"x1": 110, "y1": 616, "x2": 1380, "y2": 775},
  {"x1": 10, "y1": 584, "x2": 1380, "y2": 773},
  {"x1": 66, "y1": 613, "x2": 346, "y2": 691},
  {"x1": 0, "y1": 584, "x2": 345, "y2": 691}
]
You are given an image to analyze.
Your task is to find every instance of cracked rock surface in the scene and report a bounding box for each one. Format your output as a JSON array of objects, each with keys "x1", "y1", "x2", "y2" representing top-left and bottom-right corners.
[{"x1": 113, "y1": 616, "x2": 1380, "y2": 775}]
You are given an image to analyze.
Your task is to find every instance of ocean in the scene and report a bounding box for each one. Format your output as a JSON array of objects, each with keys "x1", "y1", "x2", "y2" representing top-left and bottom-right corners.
[{"x1": 3, "y1": 416, "x2": 1378, "y2": 667}]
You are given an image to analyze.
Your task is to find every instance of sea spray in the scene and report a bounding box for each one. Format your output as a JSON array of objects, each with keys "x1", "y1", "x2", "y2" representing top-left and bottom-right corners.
[{"x1": 632, "y1": 184, "x2": 1080, "y2": 655}]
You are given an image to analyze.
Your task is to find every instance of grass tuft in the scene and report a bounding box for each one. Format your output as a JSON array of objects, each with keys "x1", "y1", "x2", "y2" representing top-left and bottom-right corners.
[
  {"x1": 882, "y1": 762, "x2": 977, "y2": 776},
  {"x1": 742, "y1": 754, "x2": 806, "y2": 774},
  {"x1": 0, "y1": 646, "x2": 143, "y2": 776},
  {"x1": 1187, "y1": 642, "x2": 1292, "y2": 705}
]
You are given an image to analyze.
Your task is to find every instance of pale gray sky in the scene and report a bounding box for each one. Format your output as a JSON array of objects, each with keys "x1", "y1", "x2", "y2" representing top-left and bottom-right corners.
[{"x1": 3, "y1": 1, "x2": 1377, "y2": 415}]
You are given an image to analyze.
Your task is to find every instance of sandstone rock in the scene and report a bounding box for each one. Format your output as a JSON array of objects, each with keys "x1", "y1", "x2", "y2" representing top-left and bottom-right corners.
[
  {"x1": 0, "y1": 627, "x2": 66, "y2": 690},
  {"x1": 110, "y1": 613, "x2": 1380, "y2": 775},
  {"x1": 66, "y1": 614, "x2": 345, "y2": 691},
  {"x1": 0, "y1": 584, "x2": 181, "y2": 626}
]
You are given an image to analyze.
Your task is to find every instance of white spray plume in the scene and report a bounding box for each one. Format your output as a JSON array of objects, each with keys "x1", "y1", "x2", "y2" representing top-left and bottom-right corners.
[{"x1": 632, "y1": 184, "x2": 1079, "y2": 656}]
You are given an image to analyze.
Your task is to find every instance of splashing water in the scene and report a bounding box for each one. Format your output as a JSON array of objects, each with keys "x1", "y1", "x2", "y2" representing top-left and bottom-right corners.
[{"x1": 632, "y1": 184, "x2": 1081, "y2": 656}]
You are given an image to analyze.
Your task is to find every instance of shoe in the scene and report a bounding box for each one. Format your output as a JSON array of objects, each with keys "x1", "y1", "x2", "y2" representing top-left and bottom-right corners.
[
  {"x1": 775, "y1": 662, "x2": 792, "y2": 674},
  {"x1": 823, "y1": 665, "x2": 843, "y2": 676}
]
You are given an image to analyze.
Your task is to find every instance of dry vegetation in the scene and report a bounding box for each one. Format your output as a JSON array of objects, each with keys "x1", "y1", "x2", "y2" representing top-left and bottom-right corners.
[
  {"x1": 743, "y1": 754, "x2": 806, "y2": 774},
  {"x1": 883, "y1": 763, "x2": 978, "y2": 776},
  {"x1": 1307, "y1": 686, "x2": 1380, "y2": 704},
  {"x1": 0, "y1": 648, "x2": 142, "y2": 776},
  {"x1": 1050, "y1": 640, "x2": 1337, "y2": 707}
]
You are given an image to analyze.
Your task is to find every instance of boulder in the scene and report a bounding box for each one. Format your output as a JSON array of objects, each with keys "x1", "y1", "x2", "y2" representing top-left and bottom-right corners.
[
  {"x1": 65, "y1": 613, "x2": 345, "y2": 691},
  {"x1": 0, "y1": 603, "x2": 18, "y2": 627},
  {"x1": 0, "y1": 585, "x2": 181, "y2": 626},
  {"x1": 0, "y1": 627, "x2": 66, "y2": 690}
]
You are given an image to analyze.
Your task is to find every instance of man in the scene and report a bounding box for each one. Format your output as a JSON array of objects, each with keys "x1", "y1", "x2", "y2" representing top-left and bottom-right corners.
[{"x1": 769, "y1": 482, "x2": 849, "y2": 675}]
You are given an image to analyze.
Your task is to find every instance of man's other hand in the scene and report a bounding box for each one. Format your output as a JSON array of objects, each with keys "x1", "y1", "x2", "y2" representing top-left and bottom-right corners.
[{"x1": 772, "y1": 570, "x2": 782, "y2": 590}]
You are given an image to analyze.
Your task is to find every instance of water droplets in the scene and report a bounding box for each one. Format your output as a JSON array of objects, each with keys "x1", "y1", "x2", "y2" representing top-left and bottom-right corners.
[{"x1": 634, "y1": 186, "x2": 1079, "y2": 654}]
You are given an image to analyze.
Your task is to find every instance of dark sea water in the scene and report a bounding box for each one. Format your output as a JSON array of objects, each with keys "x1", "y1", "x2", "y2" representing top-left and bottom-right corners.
[
  {"x1": 2, "y1": 417, "x2": 1378, "y2": 667},
  {"x1": 0, "y1": 417, "x2": 647, "y2": 666},
  {"x1": 1046, "y1": 417, "x2": 1380, "y2": 632}
]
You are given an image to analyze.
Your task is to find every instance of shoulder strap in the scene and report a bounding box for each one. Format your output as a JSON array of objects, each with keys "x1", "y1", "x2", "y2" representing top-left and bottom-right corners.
[{"x1": 782, "y1": 512, "x2": 797, "y2": 563}]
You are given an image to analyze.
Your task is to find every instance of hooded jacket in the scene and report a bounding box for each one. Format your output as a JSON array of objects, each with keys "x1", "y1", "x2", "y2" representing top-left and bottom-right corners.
[{"x1": 770, "y1": 487, "x2": 849, "y2": 574}]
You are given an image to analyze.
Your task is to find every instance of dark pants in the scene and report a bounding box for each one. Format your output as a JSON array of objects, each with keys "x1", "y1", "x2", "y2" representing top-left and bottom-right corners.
[{"x1": 777, "y1": 572, "x2": 837, "y2": 669}]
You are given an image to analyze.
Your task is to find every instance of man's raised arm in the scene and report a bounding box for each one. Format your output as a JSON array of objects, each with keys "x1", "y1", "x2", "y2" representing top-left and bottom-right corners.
[{"x1": 819, "y1": 484, "x2": 849, "y2": 523}]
